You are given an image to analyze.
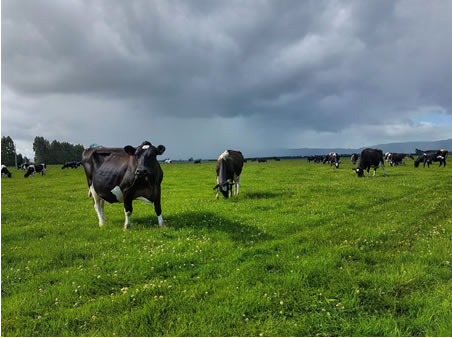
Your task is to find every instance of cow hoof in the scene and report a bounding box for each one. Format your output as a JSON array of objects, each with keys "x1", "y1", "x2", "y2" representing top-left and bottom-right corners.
[
  {"x1": 124, "y1": 224, "x2": 130, "y2": 230},
  {"x1": 99, "y1": 223, "x2": 105, "y2": 227}
]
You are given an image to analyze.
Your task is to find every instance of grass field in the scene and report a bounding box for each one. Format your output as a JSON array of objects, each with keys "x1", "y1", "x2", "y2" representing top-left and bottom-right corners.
[{"x1": 2, "y1": 158, "x2": 452, "y2": 336}]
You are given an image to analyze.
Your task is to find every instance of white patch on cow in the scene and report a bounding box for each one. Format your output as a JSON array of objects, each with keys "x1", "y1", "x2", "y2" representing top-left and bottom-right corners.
[
  {"x1": 142, "y1": 145, "x2": 150, "y2": 149},
  {"x1": 111, "y1": 186, "x2": 123, "y2": 202},
  {"x1": 158, "y1": 214, "x2": 164, "y2": 227},
  {"x1": 1, "y1": 165, "x2": 5, "y2": 170},
  {"x1": 137, "y1": 196, "x2": 153, "y2": 205},
  {"x1": 218, "y1": 150, "x2": 229, "y2": 160}
]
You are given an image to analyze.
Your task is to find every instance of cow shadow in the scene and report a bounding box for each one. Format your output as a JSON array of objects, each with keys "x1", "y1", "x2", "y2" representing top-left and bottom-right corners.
[
  {"x1": 242, "y1": 191, "x2": 286, "y2": 200},
  {"x1": 134, "y1": 211, "x2": 273, "y2": 243}
]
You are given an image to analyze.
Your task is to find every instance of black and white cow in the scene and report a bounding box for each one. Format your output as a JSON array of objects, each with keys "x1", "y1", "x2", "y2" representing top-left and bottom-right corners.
[
  {"x1": 387, "y1": 153, "x2": 414, "y2": 166},
  {"x1": 325, "y1": 152, "x2": 340, "y2": 168},
  {"x1": 164, "y1": 159, "x2": 173, "y2": 164},
  {"x1": 1, "y1": 165, "x2": 12, "y2": 178},
  {"x1": 24, "y1": 164, "x2": 46, "y2": 178},
  {"x1": 351, "y1": 153, "x2": 360, "y2": 165},
  {"x1": 62, "y1": 161, "x2": 81, "y2": 169},
  {"x1": 414, "y1": 149, "x2": 448, "y2": 168},
  {"x1": 352, "y1": 148, "x2": 386, "y2": 177},
  {"x1": 213, "y1": 150, "x2": 244, "y2": 199},
  {"x1": 81, "y1": 141, "x2": 166, "y2": 229}
]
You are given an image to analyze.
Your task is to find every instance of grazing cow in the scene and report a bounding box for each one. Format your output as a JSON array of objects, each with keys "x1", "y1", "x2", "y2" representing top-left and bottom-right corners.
[
  {"x1": 351, "y1": 153, "x2": 360, "y2": 165},
  {"x1": 213, "y1": 150, "x2": 244, "y2": 199},
  {"x1": 24, "y1": 164, "x2": 46, "y2": 178},
  {"x1": 194, "y1": 159, "x2": 201, "y2": 164},
  {"x1": 61, "y1": 161, "x2": 81, "y2": 169},
  {"x1": 164, "y1": 159, "x2": 172, "y2": 164},
  {"x1": 387, "y1": 153, "x2": 414, "y2": 166},
  {"x1": 18, "y1": 163, "x2": 30, "y2": 171},
  {"x1": 352, "y1": 148, "x2": 386, "y2": 177},
  {"x1": 81, "y1": 141, "x2": 166, "y2": 229},
  {"x1": 257, "y1": 158, "x2": 267, "y2": 163},
  {"x1": 414, "y1": 149, "x2": 448, "y2": 168},
  {"x1": 1, "y1": 165, "x2": 12, "y2": 178},
  {"x1": 325, "y1": 152, "x2": 340, "y2": 168}
]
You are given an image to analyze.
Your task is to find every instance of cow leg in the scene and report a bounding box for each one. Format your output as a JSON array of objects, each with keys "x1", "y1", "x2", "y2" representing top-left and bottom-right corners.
[
  {"x1": 215, "y1": 177, "x2": 220, "y2": 200},
  {"x1": 123, "y1": 200, "x2": 133, "y2": 230},
  {"x1": 381, "y1": 162, "x2": 386, "y2": 176},
  {"x1": 235, "y1": 174, "x2": 241, "y2": 196},
  {"x1": 154, "y1": 201, "x2": 164, "y2": 227},
  {"x1": 89, "y1": 185, "x2": 105, "y2": 226}
]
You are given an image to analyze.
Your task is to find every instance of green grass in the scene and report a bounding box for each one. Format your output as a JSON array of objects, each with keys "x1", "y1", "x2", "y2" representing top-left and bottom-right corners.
[{"x1": 2, "y1": 159, "x2": 452, "y2": 336}]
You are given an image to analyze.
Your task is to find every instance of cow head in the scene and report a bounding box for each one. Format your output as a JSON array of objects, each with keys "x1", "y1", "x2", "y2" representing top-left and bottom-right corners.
[
  {"x1": 213, "y1": 182, "x2": 234, "y2": 198},
  {"x1": 352, "y1": 168, "x2": 365, "y2": 177},
  {"x1": 124, "y1": 141, "x2": 165, "y2": 179}
]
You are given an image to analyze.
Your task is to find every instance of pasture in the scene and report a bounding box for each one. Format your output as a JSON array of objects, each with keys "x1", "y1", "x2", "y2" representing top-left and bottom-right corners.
[{"x1": 2, "y1": 158, "x2": 452, "y2": 336}]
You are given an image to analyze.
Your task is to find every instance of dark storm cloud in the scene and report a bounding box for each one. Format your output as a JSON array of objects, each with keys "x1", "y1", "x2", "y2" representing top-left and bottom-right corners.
[{"x1": 2, "y1": 0, "x2": 452, "y2": 158}]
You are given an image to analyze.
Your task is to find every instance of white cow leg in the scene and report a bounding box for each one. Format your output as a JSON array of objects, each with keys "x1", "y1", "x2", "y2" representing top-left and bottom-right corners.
[
  {"x1": 157, "y1": 215, "x2": 164, "y2": 227},
  {"x1": 235, "y1": 175, "x2": 241, "y2": 195},
  {"x1": 90, "y1": 185, "x2": 105, "y2": 226},
  {"x1": 124, "y1": 209, "x2": 131, "y2": 230}
]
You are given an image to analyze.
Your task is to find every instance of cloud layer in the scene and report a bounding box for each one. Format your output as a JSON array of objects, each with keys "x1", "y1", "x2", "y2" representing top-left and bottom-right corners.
[{"x1": 2, "y1": 0, "x2": 452, "y2": 159}]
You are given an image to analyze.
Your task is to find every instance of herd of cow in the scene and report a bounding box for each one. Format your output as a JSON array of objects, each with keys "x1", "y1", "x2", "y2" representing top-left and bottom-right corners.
[{"x1": 1, "y1": 142, "x2": 448, "y2": 229}]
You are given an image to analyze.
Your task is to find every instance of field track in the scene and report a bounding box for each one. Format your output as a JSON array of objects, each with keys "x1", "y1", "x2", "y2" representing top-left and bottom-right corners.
[{"x1": 2, "y1": 159, "x2": 452, "y2": 336}]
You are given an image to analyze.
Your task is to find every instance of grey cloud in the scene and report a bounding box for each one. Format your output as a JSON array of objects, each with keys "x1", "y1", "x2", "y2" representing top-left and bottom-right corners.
[{"x1": 2, "y1": 0, "x2": 452, "y2": 159}]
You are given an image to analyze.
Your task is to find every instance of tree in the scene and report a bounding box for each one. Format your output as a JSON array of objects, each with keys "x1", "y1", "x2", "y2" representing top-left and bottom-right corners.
[
  {"x1": 33, "y1": 136, "x2": 51, "y2": 163},
  {"x1": 1, "y1": 136, "x2": 16, "y2": 166}
]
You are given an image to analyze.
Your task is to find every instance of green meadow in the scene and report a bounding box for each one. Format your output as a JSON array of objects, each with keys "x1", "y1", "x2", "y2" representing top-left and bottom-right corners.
[{"x1": 2, "y1": 158, "x2": 452, "y2": 336}]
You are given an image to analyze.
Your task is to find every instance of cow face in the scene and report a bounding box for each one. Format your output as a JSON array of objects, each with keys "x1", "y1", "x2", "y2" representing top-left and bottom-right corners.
[
  {"x1": 124, "y1": 141, "x2": 165, "y2": 179},
  {"x1": 352, "y1": 168, "x2": 365, "y2": 177},
  {"x1": 213, "y1": 182, "x2": 234, "y2": 198}
]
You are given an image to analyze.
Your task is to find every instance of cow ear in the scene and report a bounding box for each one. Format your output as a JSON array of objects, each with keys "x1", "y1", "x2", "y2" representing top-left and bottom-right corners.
[
  {"x1": 156, "y1": 145, "x2": 166, "y2": 155},
  {"x1": 124, "y1": 145, "x2": 136, "y2": 155}
]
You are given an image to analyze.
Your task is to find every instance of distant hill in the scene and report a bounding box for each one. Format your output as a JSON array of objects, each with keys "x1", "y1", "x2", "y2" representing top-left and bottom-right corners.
[{"x1": 259, "y1": 138, "x2": 452, "y2": 158}]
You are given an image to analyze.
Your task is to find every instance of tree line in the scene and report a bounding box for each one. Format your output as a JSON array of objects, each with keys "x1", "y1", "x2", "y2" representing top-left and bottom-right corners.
[{"x1": 1, "y1": 136, "x2": 84, "y2": 166}]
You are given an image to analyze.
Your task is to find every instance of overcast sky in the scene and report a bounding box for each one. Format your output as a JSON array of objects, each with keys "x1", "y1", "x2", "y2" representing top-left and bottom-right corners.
[{"x1": 2, "y1": 0, "x2": 452, "y2": 160}]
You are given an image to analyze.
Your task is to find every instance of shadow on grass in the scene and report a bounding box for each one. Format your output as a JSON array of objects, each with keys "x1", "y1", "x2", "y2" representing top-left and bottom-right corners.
[
  {"x1": 134, "y1": 211, "x2": 273, "y2": 243},
  {"x1": 242, "y1": 191, "x2": 286, "y2": 199}
]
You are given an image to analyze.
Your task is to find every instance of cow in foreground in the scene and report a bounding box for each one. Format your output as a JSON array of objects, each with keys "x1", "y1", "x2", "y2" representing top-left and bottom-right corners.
[
  {"x1": 414, "y1": 149, "x2": 448, "y2": 168},
  {"x1": 214, "y1": 150, "x2": 244, "y2": 199},
  {"x1": 353, "y1": 148, "x2": 386, "y2": 177},
  {"x1": 1, "y1": 165, "x2": 12, "y2": 178},
  {"x1": 24, "y1": 164, "x2": 46, "y2": 178},
  {"x1": 81, "y1": 141, "x2": 166, "y2": 229}
]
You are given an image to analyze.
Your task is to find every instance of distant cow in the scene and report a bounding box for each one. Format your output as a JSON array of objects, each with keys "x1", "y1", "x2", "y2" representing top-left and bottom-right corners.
[
  {"x1": 325, "y1": 152, "x2": 340, "y2": 168},
  {"x1": 62, "y1": 161, "x2": 81, "y2": 169},
  {"x1": 353, "y1": 148, "x2": 386, "y2": 177},
  {"x1": 24, "y1": 164, "x2": 46, "y2": 178},
  {"x1": 351, "y1": 153, "x2": 360, "y2": 165},
  {"x1": 1, "y1": 165, "x2": 12, "y2": 178},
  {"x1": 414, "y1": 149, "x2": 448, "y2": 168},
  {"x1": 194, "y1": 159, "x2": 201, "y2": 164},
  {"x1": 387, "y1": 153, "x2": 414, "y2": 166},
  {"x1": 213, "y1": 150, "x2": 244, "y2": 199},
  {"x1": 164, "y1": 159, "x2": 173, "y2": 164},
  {"x1": 81, "y1": 141, "x2": 166, "y2": 229},
  {"x1": 257, "y1": 158, "x2": 267, "y2": 163}
]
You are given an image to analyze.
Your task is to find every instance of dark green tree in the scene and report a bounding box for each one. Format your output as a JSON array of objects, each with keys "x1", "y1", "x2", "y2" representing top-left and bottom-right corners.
[
  {"x1": 1, "y1": 136, "x2": 16, "y2": 166},
  {"x1": 33, "y1": 136, "x2": 51, "y2": 163}
]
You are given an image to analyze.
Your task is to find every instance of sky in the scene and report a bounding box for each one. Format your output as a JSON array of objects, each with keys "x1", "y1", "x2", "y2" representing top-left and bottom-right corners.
[{"x1": 2, "y1": 0, "x2": 452, "y2": 160}]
